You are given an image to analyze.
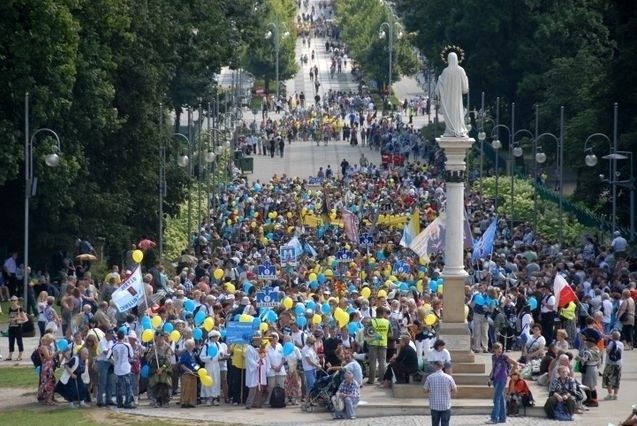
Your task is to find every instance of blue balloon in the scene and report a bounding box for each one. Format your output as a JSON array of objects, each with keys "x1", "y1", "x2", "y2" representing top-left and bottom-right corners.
[
  {"x1": 296, "y1": 316, "x2": 307, "y2": 327},
  {"x1": 376, "y1": 251, "x2": 386, "y2": 260},
  {"x1": 399, "y1": 282, "x2": 409, "y2": 291},
  {"x1": 348, "y1": 322, "x2": 359, "y2": 335},
  {"x1": 141, "y1": 316, "x2": 152, "y2": 330},
  {"x1": 119, "y1": 326, "x2": 128, "y2": 335},
  {"x1": 306, "y1": 300, "x2": 316, "y2": 311},
  {"x1": 243, "y1": 283, "x2": 253, "y2": 293},
  {"x1": 295, "y1": 305, "x2": 305, "y2": 316},
  {"x1": 207, "y1": 344, "x2": 219, "y2": 358},
  {"x1": 317, "y1": 274, "x2": 326, "y2": 284},
  {"x1": 233, "y1": 314, "x2": 241, "y2": 321},
  {"x1": 429, "y1": 281, "x2": 439, "y2": 292},
  {"x1": 265, "y1": 310, "x2": 278, "y2": 323},
  {"x1": 184, "y1": 300, "x2": 195, "y2": 312},
  {"x1": 474, "y1": 294, "x2": 485, "y2": 306},
  {"x1": 195, "y1": 310, "x2": 206, "y2": 326},
  {"x1": 348, "y1": 285, "x2": 357, "y2": 294},
  {"x1": 193, "y1": 328, "x2": 203, "y2": 340},
  {"x1": 57, "y1": 339, "x2": 69, "y2": 351},
  {"x1": 283, "y1": 342, "x2": 295, "y2": 357},
  {"x1": 309, "y1": 280, "x2": 319, "y2": 290},
  {"x1": 528, "y1": 297, "x2": 538, "y2": 310},
  {"x1": 163, "y1": 322, "x2": 174, "y2": 333},
  {"x1": 331, "y1": 260, "x2": 339, "y2": 268},
  {"x1": 321, "y1": 303, "x2": 331, "y2": 314},
  {"x1": 140, "y1": 365, "x2": 150, "y2": 378},
  {"x1": 253, "y1": 317, "x2": 261, "y2": 329},
  {"x1": 220, "y1": 329, "x2": 227, "y2": 339}
]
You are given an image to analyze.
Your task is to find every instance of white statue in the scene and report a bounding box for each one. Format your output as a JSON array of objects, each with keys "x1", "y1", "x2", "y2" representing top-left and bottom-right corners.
[{"x1": 435, "y1": 52, "x2": 469, "y2": 137}]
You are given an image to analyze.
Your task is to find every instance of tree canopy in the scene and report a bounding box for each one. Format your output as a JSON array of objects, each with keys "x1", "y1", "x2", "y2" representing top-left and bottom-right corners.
[{"x1": 0, "y1": 0, "x2": 262, "y2": 268}]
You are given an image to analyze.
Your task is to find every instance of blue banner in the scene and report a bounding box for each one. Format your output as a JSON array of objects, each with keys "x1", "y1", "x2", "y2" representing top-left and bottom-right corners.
[{"x1": 225, "y1": 321, "x2": 254, "y2": 345}]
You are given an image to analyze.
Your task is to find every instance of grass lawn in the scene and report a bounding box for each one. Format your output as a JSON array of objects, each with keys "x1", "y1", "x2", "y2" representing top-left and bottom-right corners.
[{"x1": 0, "y1": 366, "x2": 39, "y2": 388}]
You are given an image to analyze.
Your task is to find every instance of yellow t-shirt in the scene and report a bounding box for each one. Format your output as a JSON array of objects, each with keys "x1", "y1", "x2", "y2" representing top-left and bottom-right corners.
[
  {"x1": 371, "y1": 318, "x2": 390, "y2": 347},
  {"x1": 230, "y1": 344, "x2": 246, "y2": 369}
]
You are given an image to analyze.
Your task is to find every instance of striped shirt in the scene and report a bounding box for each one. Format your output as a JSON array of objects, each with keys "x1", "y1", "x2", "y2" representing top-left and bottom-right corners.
[{"x1": 424, "y1": 370, "x2": 457, "y2": 411}]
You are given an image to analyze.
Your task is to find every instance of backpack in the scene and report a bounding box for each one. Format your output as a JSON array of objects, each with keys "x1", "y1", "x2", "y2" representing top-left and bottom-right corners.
[
  {"x1": 608, "y1": 341, "x2": 622, "y2": 362},
  {"x1": 270, "y1": 385, "x2": 286, "y2": 408},
  {"x1": 553, "y1": 401, "x2": 572, "y2": 421},
  {"x1": 31, "y1": 348, "x2": 42, "y2": 368},
  {"x1": 389, "y1": 317, "x2": 402, "y2": 342}
]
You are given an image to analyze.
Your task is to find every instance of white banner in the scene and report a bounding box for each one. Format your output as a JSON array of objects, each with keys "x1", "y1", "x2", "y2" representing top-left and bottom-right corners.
[{"x1": 111, "y1": 265, "x2": 144, "y2": 312}]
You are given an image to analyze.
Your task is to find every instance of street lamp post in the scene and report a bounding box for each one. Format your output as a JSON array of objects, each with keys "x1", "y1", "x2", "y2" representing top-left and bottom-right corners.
[
  {"x1": 477, "y1": 92, "x2": 487, "y2": 194},
  {"x1": 583, "y1": 103, "x2": 635, "y2": 241},
  {"x1": 265, "y1": 15, "x2": 289, "y2": 100},
  {"x1": 535, "y1": 106, "x2": 565, "y2": 247},
  {"x1": 24, "y1": 92, "x2": 62, "y2": 306},
  {"x1": 490, "y1": 102, "x2": 534, "y2": 231},
  {"x1": 173, "y1": 131, "x2": 192, "y2": 247},
  {"x1": 379, "y1": 20, "x2": 402, "y2": 102}
]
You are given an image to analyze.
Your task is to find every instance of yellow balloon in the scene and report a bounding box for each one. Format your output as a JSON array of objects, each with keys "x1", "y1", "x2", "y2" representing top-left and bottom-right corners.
[
  {"x1": 251, "y1": 221, "x2": 257, "y2": 228},
  {"x1": 313, "y1": 314, "x2": 322, "y2": 325},
  {"x1": 287, "y1": 212, "x2": 293, "y2": 218},
  {"x1": 416, "y1": 280, "x2": 423, "y2": 293},
  {"x1": 214, "y1": 268, "x2": 224, "y2": 280},
  {"x1": 384, "y1": 280, "x2": 393, "y2": 287},
  {"x1": 390, "y1": 275, "x2": 398, "y2": 282},
  {"x1": 308, "y1": 272, "x2": 318, "y2": 282},
  {"x1": 377, "y1": 289, "x2": 387, "y2": 298},
  {"x1": 203, "y1": 317, "x2": 215, "y2": 332},
  {"x1": 361, "y1": 287, "x2": 371, "y2": 299},
  {"x1": 132, "y1": 249, "x2": 144, "y2": 264},
  {"x1": 226, "y1": 283, "x2": 236, "y2": 293},
  {"x1": 438, "y1": 285, "x2": 444, "y2": 294},
  {"x1": 226, "y1": 219, "x2": 232, "y2": 225},
  {"x1": 201, "y1": 375, "x2": 213, "y2": 387},
  {"x1": 283, "y1": 297, "x2": 293, "y2": 310},
  {"x1": 198, "y1": 368, "x2": 208, "y2": 378},
  {"x1": 425, "y1": 314, "x2": 438, "y2": 326},
  {"x1": 151, "y1": 316, "x2": 162, "y2": 329},
  {"x1": 324, "y1": 269, "x2": 333, "y2": 277},
  {"x1": 259, "y1": 322, "x2": 269, "y2": 333},
  {"x1": 423, "y1": 303, "x2": 432, "y2": 312},
  {"x1": 337, "y1": 316, "x2": 348, "y2": 328},
  {"x1": 170, "y1": 330, "x2": 181, "y2": 342},
  {"x1": 239, "y1": 314, "x2": 253, "y2": 323},
  {"x1": 141, "y1": 329, "x2": 154, "y2": 343}
]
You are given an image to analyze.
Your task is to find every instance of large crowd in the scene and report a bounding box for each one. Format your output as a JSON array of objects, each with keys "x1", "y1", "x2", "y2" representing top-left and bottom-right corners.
[
  {"x1": 2, "y1": 142, "x2": 630, "y2": 422},
  {"x1": 2, "y1": 0, "x2": 635, "y2": 422}
]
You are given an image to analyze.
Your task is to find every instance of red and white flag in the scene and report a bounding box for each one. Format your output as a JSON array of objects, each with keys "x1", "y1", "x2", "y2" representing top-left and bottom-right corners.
[{"x1": 554, "y1": 273, "x2": 579, "y2": 308}]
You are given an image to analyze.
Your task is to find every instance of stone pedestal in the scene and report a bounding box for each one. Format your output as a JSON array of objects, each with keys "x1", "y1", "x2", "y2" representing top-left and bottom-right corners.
[{"x1": 436, "y1": 136, "x2": 474, "y2": 358}]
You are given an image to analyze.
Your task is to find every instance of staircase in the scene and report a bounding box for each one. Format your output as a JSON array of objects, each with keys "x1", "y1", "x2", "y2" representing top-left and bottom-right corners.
[{"x1": 392, "y1": 352, "x2": 492, "y2": 399}]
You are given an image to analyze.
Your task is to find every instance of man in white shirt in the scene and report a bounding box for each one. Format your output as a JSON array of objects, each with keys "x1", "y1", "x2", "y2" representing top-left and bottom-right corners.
[
  {"x1": 109, "y1": 330, "x2": 135, "y2": 408},
  {"x1": 96, "y1": 329, "x2": 116, "y2": 406}
]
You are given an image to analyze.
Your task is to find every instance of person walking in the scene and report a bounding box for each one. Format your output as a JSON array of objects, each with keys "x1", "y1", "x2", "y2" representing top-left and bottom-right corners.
[
  {"x1": 486, "y1": 342, "x2": 520, "y2": 424},
  {"x1": 423, "y1": 360, "x2": 457, "y2": 426}
]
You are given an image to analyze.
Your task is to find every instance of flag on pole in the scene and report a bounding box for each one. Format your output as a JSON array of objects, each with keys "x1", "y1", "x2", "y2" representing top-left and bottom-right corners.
[
  {"x1": 409, "y1": 213, "x2": 446, "y2": 259},
  {"x1": 111, "y1": 265, "x2": 144, "y2": 312},
  {"x1": 340, "y1": 205, "x2": 360, "y2": 243},
  {"x1": 554, "y1": 273, "x2": 579, "y2": 308},
  {"x1": 400, "y1": 209, "x2": 420, "y2": 248},
  {"x1": 463, "y1": 209, "x2": 474, "y2": 250},
  {"x1": 471, "y1": 218, "x2": 497, "y2": 262}
]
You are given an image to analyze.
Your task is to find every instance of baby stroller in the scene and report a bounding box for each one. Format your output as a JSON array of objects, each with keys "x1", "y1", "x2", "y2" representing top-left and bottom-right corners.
[{"x1": 301, "y1": 370, "x2": 344, "y2": 413}]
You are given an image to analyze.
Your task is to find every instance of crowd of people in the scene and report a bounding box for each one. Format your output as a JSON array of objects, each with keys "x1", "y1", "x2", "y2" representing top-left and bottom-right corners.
[
  {"x1": 12, "y1": 141, "x2": 633, "y2": 422},
  {"x1": 3, "y1": 0, "x2": 635, "y2": 422}
]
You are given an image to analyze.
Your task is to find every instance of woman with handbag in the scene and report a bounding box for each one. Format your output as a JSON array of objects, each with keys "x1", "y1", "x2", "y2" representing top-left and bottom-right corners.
[
  {"x1": 486, "y1": 343, "x2": 520, "y2": 424},
  {"x1": 6, "y1": 296, "x2": 28, "y2": 361}
]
